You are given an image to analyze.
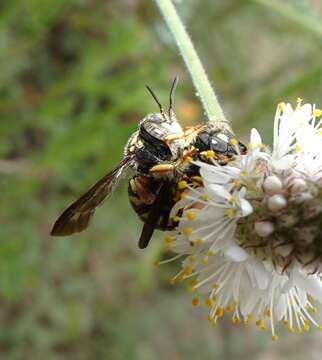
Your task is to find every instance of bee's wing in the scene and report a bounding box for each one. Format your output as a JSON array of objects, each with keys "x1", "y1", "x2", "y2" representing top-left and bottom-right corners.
[
  {"x1": 51, "y1": 154, "x2": 135, "y2": 236},
  {"x1": 138, "y1": 182, "x2": 170, "y2": 249}
]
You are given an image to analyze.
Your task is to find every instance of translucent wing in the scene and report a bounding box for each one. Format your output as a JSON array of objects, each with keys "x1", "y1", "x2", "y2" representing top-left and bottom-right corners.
[{"x1": 51, "y1": 154, "x2": 135, "y2": 236}]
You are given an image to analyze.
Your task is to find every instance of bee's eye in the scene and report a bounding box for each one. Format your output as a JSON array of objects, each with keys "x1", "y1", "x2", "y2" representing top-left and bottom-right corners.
[
  {"x1": 211, "y1": 138, "x2": 218, "y2": 145},
  {"x1": 153, "y1": 128, "x2": 165, "y2": 137}
]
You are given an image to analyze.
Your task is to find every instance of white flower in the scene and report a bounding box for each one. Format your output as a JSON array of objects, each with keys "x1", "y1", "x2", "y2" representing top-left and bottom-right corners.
[{"x1": 159, "y1": 100, "x2": 322, "y2": 340}]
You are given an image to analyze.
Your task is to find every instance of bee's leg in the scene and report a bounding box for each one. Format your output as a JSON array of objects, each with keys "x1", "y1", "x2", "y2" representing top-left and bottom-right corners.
[
  {"x1": 124, "y1": 131, "x2": 139, "y2": 156},
  {"x1": 183, "y1": 124, "x2": 205, "y2": 145},
  {"x1": 149, "y1": 163, "x2": 175, "y2": 175},
  {"x1": 135, "y1": 147, "x2": 161, "y2": 169},
  {"x1": 130, "y1": 176, "x2": 159, "y2": 205}
]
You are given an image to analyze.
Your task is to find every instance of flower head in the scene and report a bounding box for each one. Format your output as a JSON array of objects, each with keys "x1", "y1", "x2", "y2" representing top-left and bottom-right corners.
[{"x1": 161, "y1": 100, "x2": 322, "y2": 339}]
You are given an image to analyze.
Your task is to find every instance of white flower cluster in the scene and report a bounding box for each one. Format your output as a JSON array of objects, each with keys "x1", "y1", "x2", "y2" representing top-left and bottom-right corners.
[{"x1": 161, "y1": 100, "x2": 322, "y2": 340}]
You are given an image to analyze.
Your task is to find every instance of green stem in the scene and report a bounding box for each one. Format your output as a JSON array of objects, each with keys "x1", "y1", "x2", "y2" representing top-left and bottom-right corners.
[{"x1": 154, "y1": 0, "x2": 230, "y2": 130}]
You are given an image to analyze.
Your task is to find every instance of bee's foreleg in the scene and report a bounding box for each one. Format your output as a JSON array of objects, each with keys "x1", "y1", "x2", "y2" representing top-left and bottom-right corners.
[{"x1": 149, "y1": 163, "x2": 175, "y2": 177}]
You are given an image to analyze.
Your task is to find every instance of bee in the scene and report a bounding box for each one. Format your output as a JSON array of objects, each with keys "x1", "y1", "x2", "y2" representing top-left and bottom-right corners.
[{"x1": 51, "y1": 78, "x2": 245, "y2": 248}]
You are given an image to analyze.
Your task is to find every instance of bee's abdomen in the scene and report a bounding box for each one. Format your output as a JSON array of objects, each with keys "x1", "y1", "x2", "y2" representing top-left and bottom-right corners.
[{"x1": 128, "y1": 176, "x2": 175, "y2": 230}]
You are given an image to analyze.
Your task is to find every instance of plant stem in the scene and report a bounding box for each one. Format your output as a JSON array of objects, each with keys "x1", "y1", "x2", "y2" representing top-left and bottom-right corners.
[{"x1": 154, "y1": 0, "x2": 230, "y2": 130}]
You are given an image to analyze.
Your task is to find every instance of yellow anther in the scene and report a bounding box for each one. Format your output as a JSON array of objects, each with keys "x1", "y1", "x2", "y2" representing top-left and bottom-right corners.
[
  {"x1": 201, "y1": 150, "x2": 215, "y2": 159},
  {"x1": 231, "y1": 315, "x2": 241, "y2": 324},
  {"x1": 215, "y1": 307, "x2": 224, "y2": 318},
  {"x1": 207, "y1": 250, "x2": 215, "y2": 257},
  {"x1": 278, "y1": 102, "x2": 286, "y2": 112},
  {"x1": 183, "y1": 266, "x2": 193, "y2": 276},
  {"x1": 295, "y1": 144, "x2": 303, "y2": 152},
  {"x1": 202, "y1": 256, "x2": 209, "y2": 265},
  {"x1": 196, "y1": 238, "x2": 204, "y2": 246},
  {"x1": 207, "y1": 314, "x2": 213, "y2": 322},
  {"x1": 314, "y1": 108, "x2": 322, "y2": 117},
  {"x1": 207, "y1": 150, "x2": 215, "y2": 159},
  {"x1": 256, "y1": 319, "x2": 265, "y2": 328},
  {"x1": 230, "y1": 138, "x2": 238, "y2": 146},
  {"x1": 183, "y1": 227, "x2": 193, "y2": 236},
  {"x1": 226, "y1": 208, "x2": 236, "y2": 218},
  {"x1": 185, "y1": 156, "x2": 193, "y2": 162},
  {"x1": 172, "y1": 216, "x2": 181, "y2": 222},
  {"x1": 186, "y1": 211, "x2": 197, "y2": 221},
  {"x1": 212, "y1": 283, "x2": 220, "y2": 289},
  {"x1": 319, "y1": 130, "x2": 322, "y2": 136},
  {"x1": 164, "y1": 235, "x2": 173, "y2": 244},
  {"x1": 201, "y1": 194, "x2": 208, "y2": 201},
  {"x1": 171, "y1": 272, "x2": 184, "y2": 284},
  {"x1": 247, "y1": 142, "x2": 253, "y2": 150},
  {"x1": 272, "y1": 335, "x2": 279, "y2": 342},
  {"x1": 225, "y1": 304, "x2": 234, "y2": 312},
  {"x1": 205, "y1": 297, "x2": 214, "y2": 308},
  {"x1": 154, "y1": 260, "x2": 160, "y2": 267},
  {"x1": 192, "y1": 297, "x2": 200, "y2": 307},
  {"x1": 283, "y1": 319, "x2": 289, "y2": 326},
  {"x1": 240, "y1": 170, "x2": 248, "y2": 177},
  {"x1": 177, "y1": 274, "x2": 184, "y2": 281},
  {"x1": 317, "y1": 325, "x2": 322, "y2": 330},
  {"x1": 188, "y1": 279, "x2": 197, "y2": 293},
  {"x1": 177, "y1": 180, "x2": 187, "y2": 190},
  {"x1": 188, "y1": 255, "x2": 196, "y2": 263},
  {"x1": 265, "y1": 308, "x2": 271, "y2": 318},
  {"x1": 303, "y1": 323, "x2": 310, "y2": 332},
  {"x1": 296, "y1": 97, "x2": 303, "y2": 103},
  {"x1": 310, "y1": 306, "x2": 317, "y2": 314},
  {"x1": 287, "y1": 326, "x2": 295, "y2": 333}
]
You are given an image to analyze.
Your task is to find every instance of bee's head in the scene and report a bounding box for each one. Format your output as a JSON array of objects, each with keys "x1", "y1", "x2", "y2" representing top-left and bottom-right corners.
[
  {"x1": 195, "y1": 125, "x2": 247, "y2": 156},
  {"x1": 141, "y1": 77, "x2": 184, "y2": 158}
]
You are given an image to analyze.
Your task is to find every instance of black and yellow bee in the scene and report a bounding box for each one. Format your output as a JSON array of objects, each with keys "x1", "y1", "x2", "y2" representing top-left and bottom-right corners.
[{"x1": 51, "y1": 78, "x2": 245, "y2": 248}]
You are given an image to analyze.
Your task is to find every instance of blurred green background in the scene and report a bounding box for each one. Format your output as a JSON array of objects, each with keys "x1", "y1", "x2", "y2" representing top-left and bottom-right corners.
[{"x1": 1, "y1": 0, "x2": 322, "y2": 359}]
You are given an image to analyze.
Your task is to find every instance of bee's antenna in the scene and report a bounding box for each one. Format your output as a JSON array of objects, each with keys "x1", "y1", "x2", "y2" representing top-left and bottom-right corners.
[
  {"x1": 168, "y1": 76, "x2": 178, "y2": 120},
  {"x1": 146, "y1": 85, "x2": 165, "y2": 117}
]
